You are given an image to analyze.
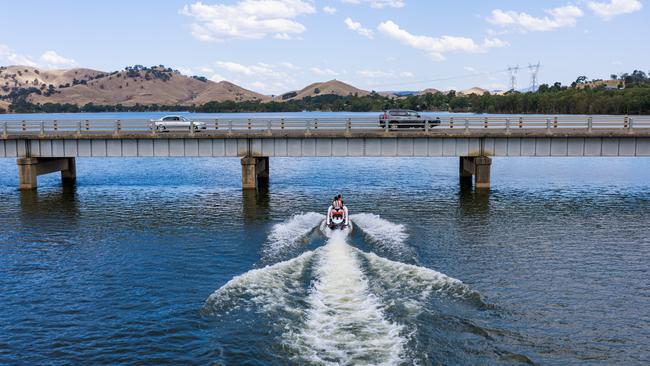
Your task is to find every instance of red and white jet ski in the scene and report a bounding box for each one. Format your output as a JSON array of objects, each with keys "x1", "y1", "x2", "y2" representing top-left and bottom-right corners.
[{"x1": 322, "y1": 205, "x2": 353, "y2": 237}]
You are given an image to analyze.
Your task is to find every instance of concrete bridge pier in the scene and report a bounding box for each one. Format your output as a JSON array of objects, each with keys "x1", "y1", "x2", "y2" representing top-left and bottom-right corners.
[
  {"x1": 17, "y1": 157, "x2": 76, "y2": 190},
  {"x1": 241, "y1": 156, "x2": 269, "y2": 190},
  {"x1": 459, "y1": 156, "x2": 492, "y2": 190}
]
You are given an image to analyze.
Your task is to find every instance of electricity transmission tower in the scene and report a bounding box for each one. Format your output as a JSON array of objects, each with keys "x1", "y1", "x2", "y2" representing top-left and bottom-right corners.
[
  {"x1": 528, "y1": 62, "x2": 541, "y2": 92},
  {"x1": 507, "y1": 65, "x2": 519, "y2": 91}
]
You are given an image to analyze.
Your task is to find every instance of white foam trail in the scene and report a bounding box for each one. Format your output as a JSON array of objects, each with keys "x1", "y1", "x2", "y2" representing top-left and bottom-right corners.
[
  {"x1": 288, "y1": 231, "x2": 407, "y2": 365},
  {"x1": 263, "y1": 212, "x2": 324, "y2": 259},
  {"x1": 203, "y1": 251, "x2": 314, "y2": 316},
  {"x1": 351, "y1": 213, "x2": 412, "y2": 258},
  {"x1": 359, "y1": 250, "x2": 479, "y2": 303}
]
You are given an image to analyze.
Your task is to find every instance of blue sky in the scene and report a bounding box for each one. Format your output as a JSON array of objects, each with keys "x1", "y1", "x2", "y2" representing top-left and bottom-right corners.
[{"x1": 0, "y1": 0, "x2": 647, "y2": 94}]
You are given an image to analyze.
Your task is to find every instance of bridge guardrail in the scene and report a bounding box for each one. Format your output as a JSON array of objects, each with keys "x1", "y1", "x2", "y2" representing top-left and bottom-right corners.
[{"x1": 2, "y1": 115, "x2": 650, "y2": 137}]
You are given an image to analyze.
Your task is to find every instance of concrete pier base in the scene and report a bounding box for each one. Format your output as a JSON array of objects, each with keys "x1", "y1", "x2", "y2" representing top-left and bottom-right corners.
[
  {"x1": 474, "y1": 156, "x2": 492, "y2": 189},
  {"x1": 241, "y1": 156, "x2": 269, "y2": 190},
  {"x1": 459, "y1": 156, "x2": 492, "y2": 190},
  {"x1": 17, "y1": 157, "x2": 76, "y2": 190},
  {"x1": 459, "y1": 157, "x2": 474, "y2": 187}
]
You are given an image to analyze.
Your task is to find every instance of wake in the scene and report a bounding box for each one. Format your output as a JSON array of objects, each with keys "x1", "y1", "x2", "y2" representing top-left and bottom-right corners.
[
  {"x1": 204, "y1": 213, "x2": 482, "y2": 364},
  {"x1": 262, "y1": 212, "x2": 324, "y2": 260},
  {"x1": 351, "y1": 213, "x2": 414, "y2": 259},
  {"x1": 287, "y1": 231, "x2": 406, "y2": 365}
]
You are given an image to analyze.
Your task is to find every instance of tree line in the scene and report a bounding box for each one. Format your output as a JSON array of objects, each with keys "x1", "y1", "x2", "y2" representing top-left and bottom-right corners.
[{"x1": 2, "y1": 70, "x2": 650, "y2": 115}]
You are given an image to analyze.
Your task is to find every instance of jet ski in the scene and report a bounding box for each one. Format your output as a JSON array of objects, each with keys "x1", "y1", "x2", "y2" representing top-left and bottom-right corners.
[{"x1": 321, "y1": 205, "x2": 353, "y2": 237}]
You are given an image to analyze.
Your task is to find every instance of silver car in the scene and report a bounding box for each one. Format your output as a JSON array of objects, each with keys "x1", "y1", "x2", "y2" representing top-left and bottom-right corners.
[
  {"x1": 148, "y1": 115, "x2": 207, "y2": 132},
  {"x1": 379, "y1": 110, "x2": 441, "y2": 129}
]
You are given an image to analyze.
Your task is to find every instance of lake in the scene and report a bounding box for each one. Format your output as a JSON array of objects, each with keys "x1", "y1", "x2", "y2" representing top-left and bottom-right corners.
[{"x1": 0, "y1": 113, "x2": 649, "y2": 365}]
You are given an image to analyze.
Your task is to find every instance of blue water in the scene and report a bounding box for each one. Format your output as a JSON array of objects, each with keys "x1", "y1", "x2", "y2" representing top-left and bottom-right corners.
[{"x1": 0, "y1": 156, "x2": 649, "y2": 365}]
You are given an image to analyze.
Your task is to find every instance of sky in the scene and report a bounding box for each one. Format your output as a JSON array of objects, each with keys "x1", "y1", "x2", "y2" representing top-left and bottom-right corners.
[{"x1": 0, "y1": 0, "x2": 647, "y2": 94}]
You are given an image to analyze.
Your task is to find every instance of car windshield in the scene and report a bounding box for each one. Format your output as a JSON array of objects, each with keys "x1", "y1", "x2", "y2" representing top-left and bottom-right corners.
[{"x1": 408, "y1": 112, "x2": 419, "y2": 117}]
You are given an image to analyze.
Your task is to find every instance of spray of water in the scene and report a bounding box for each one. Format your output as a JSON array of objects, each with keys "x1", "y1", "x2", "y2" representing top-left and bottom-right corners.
[
  {"x1": 287, "y1": 231, "x2": 407, "y2": 365},
  {"x1": 359, "y1": 250, "x2": 479, "y2": 303},
  {"x1": 262, "y1": 212, "x2": 324, "y2": 260},
  {"x1": 205, "y1": 214, "x2": 483, "y2": 364},
  {"x1": 203, "y1": 251, "x2": 315, "y2": 317},
  {"x1": 351, "y1": 213, "x2": 413, "y2": 259}
]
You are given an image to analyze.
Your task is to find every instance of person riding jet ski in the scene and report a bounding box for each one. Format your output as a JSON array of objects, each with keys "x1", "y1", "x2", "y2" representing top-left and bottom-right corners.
[{"x1": 326, "y1": 194, "x2": 349, "y2": 230}]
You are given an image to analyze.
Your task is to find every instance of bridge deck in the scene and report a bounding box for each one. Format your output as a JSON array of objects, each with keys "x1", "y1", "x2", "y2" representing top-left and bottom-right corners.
[{"x1": 1, "y1": 115, "x2": 650, "y2": 139}]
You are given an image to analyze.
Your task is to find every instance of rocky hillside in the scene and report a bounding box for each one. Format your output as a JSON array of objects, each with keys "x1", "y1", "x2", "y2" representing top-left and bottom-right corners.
[
  {"x1": 459, "y1": 87, "x2": 489, "y2": 96},
  {"x1": 1, "y1": 66, "x2": 106, "y2": 97},
  {"x1": 277, "y1": 80, "x2": 370, "y2": 101},
  {"x1": 1, "y1": 65, "x2": 269, "y2": 107}
]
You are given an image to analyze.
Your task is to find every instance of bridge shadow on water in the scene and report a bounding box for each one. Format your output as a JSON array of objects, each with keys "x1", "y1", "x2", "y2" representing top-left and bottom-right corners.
[
  {"x1": 241, "y1": 180, "x2": 271, "y2": 223},
  {"x1": 18, "y1": 185, "x2": 80, "y2": 225}
]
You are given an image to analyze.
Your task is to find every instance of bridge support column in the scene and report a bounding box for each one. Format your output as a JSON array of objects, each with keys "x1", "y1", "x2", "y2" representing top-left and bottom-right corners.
[
  {"x1": 17, "y1": 157, "x2": 76, "y2": 190},
  {"x1": 459, "y1": 157, "x2": 474, "y2": 187},
  {"x1": 474, "y1": 156, "x2": 491, "y2": 190},
  {"x1": 241, "y1": 156, "x2": 269, "y2": 190},
  {"x1": 459, "y1": 156, "x2": 491, "y2": 190}
]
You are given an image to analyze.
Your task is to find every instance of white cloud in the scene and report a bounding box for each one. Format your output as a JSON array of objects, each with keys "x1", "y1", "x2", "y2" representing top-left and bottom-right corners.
[
  {"x1": 378, "y1": 20, "x2": 508, "y2": 60},
  {"x1": 180, "y1": 0, "x2": 316, "y2": 41},
  {"x1": 0, "y1": 44, "x2": 78, "y2": 69},
  {"x1": 0, "y1": 44, "x2": 39, "y2": 67},
  {"x1": 212, "y1": 61, "x2": 301, "y2": 94},
  {"x1": 464, "y1": 66, "x2": 477, "y2": 73},
  {"x1": 344, "y1": 17, "x2": 374, "y2": 39},
  {"x1": 251, "y1": 81, "x2": 267, "y2": 89},
  {"x1": 342, "y1": 0, "x2": 405, "y2": 9},
  {"x1": 197, "y1": 66, "x2": 215, "y2": 74},
  {"x1": 310, "y1": 67, "x2": 339, "y2": 76},
  {"x1": 280, "y1": 61, "x2": 298, "y2": 69},
  {"x1": 323, "y1": 6, "x2": 337, "y2": 14},
  {"x1": 216, "y1": 61, "x2": 285, "y2": 78},
  {"x1": 210, "y1": 73, "x2": 226, "y2": 82},
  {"x1": 587, "y1": 0, "x2": 642, "y2": 20},
  {"x1": 487, "y1": 5, "x2": 584, "y2": 32},
  {"x1": 39, "y1": 50, "x2": 76, "y2": 67},
  {"x1": 357, "y1": 69, "x2": 414, "y2": 78}
]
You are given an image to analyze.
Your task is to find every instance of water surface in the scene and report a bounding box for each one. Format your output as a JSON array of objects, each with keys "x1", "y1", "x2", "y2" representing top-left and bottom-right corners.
[{"x1": 0, "y1": 157, "x2": 649, "y2": 365}]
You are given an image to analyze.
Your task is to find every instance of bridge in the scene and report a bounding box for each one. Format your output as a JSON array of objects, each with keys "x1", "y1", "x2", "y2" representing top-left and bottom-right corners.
[{"x1": 2, "y1": 115, "x2": 649, "y2": 190}]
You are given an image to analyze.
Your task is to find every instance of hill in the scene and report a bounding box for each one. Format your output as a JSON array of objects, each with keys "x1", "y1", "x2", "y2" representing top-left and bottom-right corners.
[
  {"x1": 418, "y1": 88, "x2": 442, "y2": 95},
  {"x1": 22, "y1": 65, "x2": 268, "y2": 106},
  {"x1": 1, "y1": 65, "x2": 106, "y2": 97},
  {"x1": 278, "y1": 80, "x2": 370, "y2": 101},
  {"x1": 1, "y1": 65, "x2": 269, "y2": 108},
  {"x1": 458, "y1": 87, "x2": 489, "y2": 96}
]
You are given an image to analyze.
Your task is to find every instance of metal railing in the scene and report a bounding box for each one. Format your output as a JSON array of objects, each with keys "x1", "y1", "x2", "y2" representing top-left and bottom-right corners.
[{"x1": 1, "y1": 115, "x2": 649, "y2": 137}]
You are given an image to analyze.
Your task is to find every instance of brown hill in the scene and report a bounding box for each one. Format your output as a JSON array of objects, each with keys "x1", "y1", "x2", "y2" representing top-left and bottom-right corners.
[
  {"x1": 277, "y1": 80, "x2": 370, "y2": 101},
  {"x1": 25, "y1": 66, "x2": 268, "y2": 106},
  {"x1": 1, "y1": 65, "x2": 106, "y2": 96},
  {"x1": 458, "y1": 87, "x2": 489, "y2": 96},
  {"x1": 418, "y1": 88, "x2": 442, "y2": 95}
]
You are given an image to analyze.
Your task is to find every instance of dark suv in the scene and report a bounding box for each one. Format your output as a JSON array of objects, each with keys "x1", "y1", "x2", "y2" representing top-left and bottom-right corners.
[{"x1": 379, "y1": 110, "x2": 441, "y2": 129}]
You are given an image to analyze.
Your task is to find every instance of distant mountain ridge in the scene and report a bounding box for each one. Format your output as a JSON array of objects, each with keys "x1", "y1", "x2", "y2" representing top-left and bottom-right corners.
[
  {"x1": 0, "y1": 64, "x2": 494, "y2": 110},
  {"x1": 1, "y1": 65, "x2": 268, "y2": 107},
  {"x1": 277, "y1": 80, "x2": 371, "y2": 101}
]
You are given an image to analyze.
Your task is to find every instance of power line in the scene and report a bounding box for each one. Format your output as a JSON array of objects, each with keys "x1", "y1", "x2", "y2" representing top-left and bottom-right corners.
[
  {"x1": 528, "y1": 62, "x2": 541, "y2": 91},
  {"x1": 507, "y1": 65, "x2": 519, "y2": 91},
  {"x1": 367, "y1": 68, "x2": 510, "y2": 89}
]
